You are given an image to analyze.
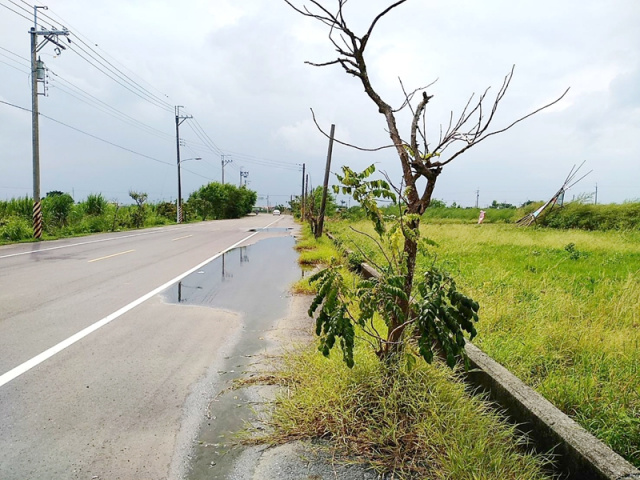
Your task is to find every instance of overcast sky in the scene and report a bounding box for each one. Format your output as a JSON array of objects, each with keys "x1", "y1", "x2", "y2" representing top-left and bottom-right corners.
[{"x1": 1, "y1": 0, "x2": 638, "y2": 207}]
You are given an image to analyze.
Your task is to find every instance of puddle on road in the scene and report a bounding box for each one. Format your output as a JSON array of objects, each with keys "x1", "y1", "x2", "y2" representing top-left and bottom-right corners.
[
  {"x1": 247, "y1": 227, "x2": 293, "y2": 233},
  {"x1": 164, "y1": 235, "x2": 304, "y2": 480},
  {"x1": 163, "y1": 235, "x2": 300, "y2": 317}
]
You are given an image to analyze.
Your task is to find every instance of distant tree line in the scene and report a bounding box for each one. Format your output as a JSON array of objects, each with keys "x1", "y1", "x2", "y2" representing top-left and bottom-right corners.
[{"x1": 284, "y1": 191, "x2": 640, "y2": 232}]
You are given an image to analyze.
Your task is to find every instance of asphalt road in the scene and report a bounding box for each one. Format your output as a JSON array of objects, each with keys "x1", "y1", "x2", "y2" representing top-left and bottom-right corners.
[{"x1": 0, "y1": 215, "x2": 295, "y2": 480}]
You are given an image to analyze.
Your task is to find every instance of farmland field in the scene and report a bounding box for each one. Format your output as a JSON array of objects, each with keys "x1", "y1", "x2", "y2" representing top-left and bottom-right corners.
[{"x1": 329, "y1": 221, "x2": 640, "y2": 467}]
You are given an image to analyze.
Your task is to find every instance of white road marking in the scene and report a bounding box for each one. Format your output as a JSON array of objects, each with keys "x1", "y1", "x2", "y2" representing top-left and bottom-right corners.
[
  {"x1": 171, "y1": 235, "x2": 193, "y2": 241},
  {"x1": 88, "y1": 249, "x2": 135, "y2": 263},
  {"x1": 0, "y1": 217, "x2": 283, "y2": 388},
  {"x1": 0, "y1": 231, "x2": 154, "y2": 260},
  {"x1": 0, "y1": 227, "x2": 188, "y2": 260}
]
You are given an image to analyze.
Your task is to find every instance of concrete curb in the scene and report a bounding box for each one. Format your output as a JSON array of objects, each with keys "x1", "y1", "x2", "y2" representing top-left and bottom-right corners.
[{"x1": 327, "y1": 234, "x2": 640, "y2": 480}]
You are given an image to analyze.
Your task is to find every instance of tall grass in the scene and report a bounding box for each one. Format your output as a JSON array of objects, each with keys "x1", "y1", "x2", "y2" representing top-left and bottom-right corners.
[
  {"x1": 0, "y1": 194, "x2": 174, "y2": 244},
  {"x1": 329, "y1": 220, "x2": 640, "y2": 467},
  {"x1": 272, "y1": 225, "x2": 554, "y2": 478},
  {"x1": 0, "y1": 196, "x2": 33, "y2": 219}
]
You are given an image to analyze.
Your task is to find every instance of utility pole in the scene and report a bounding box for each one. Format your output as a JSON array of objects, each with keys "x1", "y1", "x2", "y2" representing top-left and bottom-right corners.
[
  {"x1": 475, "y1": 189, "x2": 480, "y2": 208},
  {"x1": 239, "y1": 169, "x2": 249, "y2": 187},
  {"x1": 595, "y1": 183, "x2": 598, "y2": 205},
  {"x1": 30, "y1": 5, "x2": 69, "y2": 239},
  {"x1": 175, "y1": 105, "x2": 193, "y2": 223},
  {"x1": 305, "y1": 174, "x2": 309, "y2": 219},
  {"x1": 301, "y1": 163, "x2": 306, "y2": 220},
  {"x1": 221, "y1": 154, "x2": 232, "y2": 185},
  {"x1": 316, "y1": 124, "x2": 335, "y2": 238}
]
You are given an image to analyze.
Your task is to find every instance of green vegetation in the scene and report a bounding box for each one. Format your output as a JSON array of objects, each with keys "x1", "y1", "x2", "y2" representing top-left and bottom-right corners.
[
  {"x1": 0, "y1": 186, "x2": 258, "y2": 244},
  {"x1": 333, "y1": 200, "x2": 640, "y2": 230},
  {"x1": 271, "y1": 225, "x2": 553, "y2": 479},
  {"x1": 541, "y1": 201, "x2": 640, "y2": 230},
  {"x1": 329, "y1": 220, "x2": 640, "y2": 467},
  {"x1": 290, "y1": 186, "x2": 338, "y2": 237},
  {"x1": 187, "y1": 182, "x2": 257, "y2": 220}
]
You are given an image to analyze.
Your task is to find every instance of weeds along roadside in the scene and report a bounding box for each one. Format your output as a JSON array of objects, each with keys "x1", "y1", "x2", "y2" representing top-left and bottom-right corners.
[
  {"x1": 270, "y1": 223, "x2": 555, "y2": 480},
  {"x1": 329, "y1": 220, "x2": 640, "y2": 468}
]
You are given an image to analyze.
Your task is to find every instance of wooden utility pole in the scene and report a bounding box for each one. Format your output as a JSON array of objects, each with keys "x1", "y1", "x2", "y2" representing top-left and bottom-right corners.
[{"x1": 316, "y1": 124, "x2": 335, "y2": 238}]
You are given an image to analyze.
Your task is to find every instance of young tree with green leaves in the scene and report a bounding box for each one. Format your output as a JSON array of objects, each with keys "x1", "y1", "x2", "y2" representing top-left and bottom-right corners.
[{"x1": 286, "y1": 0, "x2": 567, "y2": 366}]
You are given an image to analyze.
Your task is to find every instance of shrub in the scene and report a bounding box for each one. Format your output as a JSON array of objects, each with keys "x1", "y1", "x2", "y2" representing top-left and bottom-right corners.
[
  {"x1": 0, "y1": 216, "x2": 32, "y2": 241},
  {"x1": 42, "y1": 192, "x2": 74, "y2": 226},
  {"x1": 155, "y1": 201, "x2": 176, "y2": 221},
  {"x1": 83, "y1": 193, "x2": 108, "y2": 216}
]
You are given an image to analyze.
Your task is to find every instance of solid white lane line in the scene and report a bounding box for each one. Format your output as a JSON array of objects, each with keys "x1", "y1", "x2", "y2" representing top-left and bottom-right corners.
[
  {"x1": 88, "y1": 250, "x2": 135, "y2": 263},
  {"x1": 0, "y1": 217, "x2": 285, "y2": 389},
  {"x1": 0, "y1": 226, "x2": 190, "y2": 260},
  {"x1": 171, "y1": 235, "x2": 193, "y2": 241}
]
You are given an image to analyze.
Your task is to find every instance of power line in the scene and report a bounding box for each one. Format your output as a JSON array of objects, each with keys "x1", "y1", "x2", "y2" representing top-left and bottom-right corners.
[
  {"x1": 0, "y1": 0, "x2": 31, "y2": 22},
  {"x1": 0, "y1": 45, "x2": 29, "y2": 64},
  {"x1": 0, "y1": 58, "x2": 29, "y2": 74},
  {"x1": 48, "y1": 69, "x2": 174, "y2": 141},
  {"x1": 40, "y1": 5, "x2": 173, "y2": 107},
  {"x1": 11, "y1": 0, "x2": 173, "y2": 112},
  {"x1": 67, "y1": 40, "x2": 173, "y2": 111},
  {"x1": 65, "y1": 43, "x2": 173, "y2": 112},
  {"x1": 0, "y1": 43, "x2": 174, "y2": 142},
  {"x1": 50, "y1": 83, "x2": 173, "y2": 142},
  {"x1": 0, "y1": 99, "x2": 173, "y2": 167}
]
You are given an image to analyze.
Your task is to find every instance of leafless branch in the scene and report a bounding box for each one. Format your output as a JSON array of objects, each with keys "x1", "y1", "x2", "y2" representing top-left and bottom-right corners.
[
  {"x1": 362, "y1": 0, "x2": 408, "y2": 49},
  {"x1": 433, "y1": 85, "x2": 570, "y2": 168}
]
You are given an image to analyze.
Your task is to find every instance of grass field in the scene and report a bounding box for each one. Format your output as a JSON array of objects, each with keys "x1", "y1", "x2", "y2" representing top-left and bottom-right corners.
[{"x1": 329, "y1": 220, "x2": 640, "y2": 467}]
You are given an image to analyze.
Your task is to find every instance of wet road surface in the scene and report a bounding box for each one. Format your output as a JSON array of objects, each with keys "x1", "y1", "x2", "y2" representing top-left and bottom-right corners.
[{"x1": 0, "y1": 215, "x2": 300, "y2": 479}]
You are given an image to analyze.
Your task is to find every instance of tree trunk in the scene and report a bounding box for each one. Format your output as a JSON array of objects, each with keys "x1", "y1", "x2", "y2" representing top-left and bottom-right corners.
[{"x1": 383, "y1": 215, "x2": 420, "y2": 357}]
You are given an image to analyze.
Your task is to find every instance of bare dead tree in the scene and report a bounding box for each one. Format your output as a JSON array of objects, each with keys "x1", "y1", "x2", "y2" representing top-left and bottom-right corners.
[{"x1": 286, "y1": 0, "x2": 568, "y2": 358}]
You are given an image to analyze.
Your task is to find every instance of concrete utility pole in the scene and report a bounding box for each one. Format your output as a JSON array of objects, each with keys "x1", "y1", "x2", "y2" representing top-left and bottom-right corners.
[
  {"x1": 221, "y1": 155, "x2": 232, "y2": 185},
  {"x1": 476, "y1": 189, "x2": 480, "y2": 208},
  {"x1": 239, "y1": 169, "x2": 249, "y2": 187},
  {"x1": 595, "y1": 183, "x2": 598, "y2": 205},
  {"x1": 300, "y1": 163, "x2": 305, "y2": 220},
  {"x1": 316, "y1": 124, "x2": 335, "y2": 238},
  {"x1": 175, "y1": 105, "x2": 193, "y2": 223},
  {"x1": 30, "y1": 5, "x2": 69, "y2": 239}
]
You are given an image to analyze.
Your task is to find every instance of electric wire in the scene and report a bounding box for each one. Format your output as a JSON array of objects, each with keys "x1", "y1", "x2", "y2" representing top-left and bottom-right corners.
[
  {"x1": 0, "y1": 45, "x2": 29, "y2": 65},
  {"x1": 0, "y1": 58, "x2": 29, "y2": 74},
  {"x1": 50, "y1": 83, "x2": 174, "y2": 143},
  {"x1": 184, "y1": 122, "x2": 222, "y2": 157},
  {"x1": 38, "y1": 5, "x2": 173, "y2": 108},
  {"x1": 65, "y1": 43, "x2": 173, "y2": 112},
  {"x1": 0, "y1": 41, "x2": 174, "y2": 143},
  {"x1": 16, "y1": 0, "x2": 173, "y2": 112},
  {"x1": 48, "y1": 69, "x2": 175, "y2": 141},
  {"x1": 0, "y1": 0, "x2": 31, "y2": 22},
  {"x1": 184, "y1": 117, "x2": 301, "y2": 172},
  {"x1": 66, "y1": 41, "x2": 173, "y2": 112},
  {"x1": 191, "y1": 117, "x2": 223, "y2": 154},
  {"x1": 0, "y1": 99, "x2": 173, "y2": 167}
]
